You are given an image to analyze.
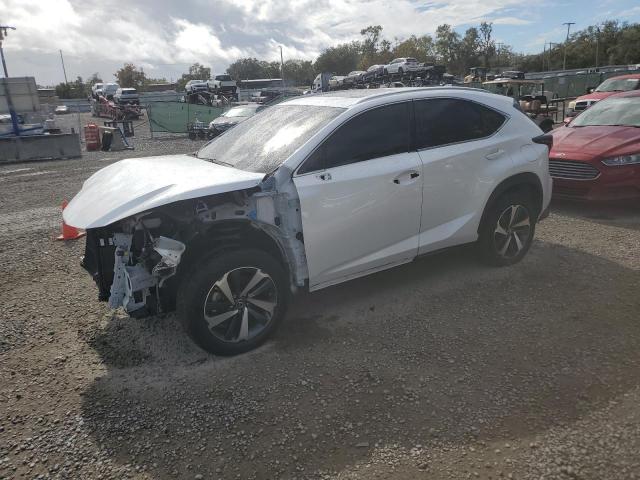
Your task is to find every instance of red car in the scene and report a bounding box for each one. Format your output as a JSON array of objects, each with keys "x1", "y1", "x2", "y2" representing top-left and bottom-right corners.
[
  {"x1": 567, "y1": 73, "x2": 640, "y2": 118},
  {"x1": 550, "y1": 89, "x2": 640, "y2": 201}
]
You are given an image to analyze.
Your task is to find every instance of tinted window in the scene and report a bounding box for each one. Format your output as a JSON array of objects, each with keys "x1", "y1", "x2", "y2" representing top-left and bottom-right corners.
[
  {"x1": 414, "y1": 98, "x2": 506, "y2": 149},
  {"x1": 300, "y1": 102, "x2": 409, "y2": 173}
]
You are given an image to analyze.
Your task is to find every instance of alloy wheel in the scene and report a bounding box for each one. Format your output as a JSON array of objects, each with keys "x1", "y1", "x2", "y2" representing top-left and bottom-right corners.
[
  {"x1": 202, "y1": 267, "x2": 278, "y2": 343},
  {"x1": 493, "y1": 205, "x2": 532, "y2": 259}
]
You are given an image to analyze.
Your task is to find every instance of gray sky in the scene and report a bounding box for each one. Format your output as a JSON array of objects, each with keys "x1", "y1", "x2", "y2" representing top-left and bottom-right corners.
[{"x1": 1, "y1": 0, "x2": 639, "y2": 86}]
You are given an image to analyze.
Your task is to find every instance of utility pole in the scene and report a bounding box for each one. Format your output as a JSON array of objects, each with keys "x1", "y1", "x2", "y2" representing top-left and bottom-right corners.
[
  {"x1": 542, "y1": 43, "x2": 547, "y2": 71},
  {"x1": 548, "y1": 42, "x2": 559, "y2": 71},
  {"x1": 595, "y1": 25, "x2": 601, "y2": 68},
  {"x1": 562, "y1": 22, "x2": 575, "y2": 70},
  {"x1": 279, "y1": 46, "x2": 285, "y2": 92},
  {"x1": 0, "y1": 25, "x2": 16, "y2": 77},
  {"x1": 0, "y1": 25, "x2": 19, "y2": 136},
  {"x1": 496, "y1": 42, "x2": 504, "y2": 68},
  {"x1": 59, "y1": 49, "x2": 68, "y2": 84}
]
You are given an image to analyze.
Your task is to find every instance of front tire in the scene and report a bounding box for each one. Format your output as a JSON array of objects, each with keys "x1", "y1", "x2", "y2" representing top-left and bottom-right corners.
[
  {"x1": 478, "y1": 191, "x2": 537, "y2": 266},
  {"x1": 177, "y1": 249, "x2": 289, "y2": 355}
]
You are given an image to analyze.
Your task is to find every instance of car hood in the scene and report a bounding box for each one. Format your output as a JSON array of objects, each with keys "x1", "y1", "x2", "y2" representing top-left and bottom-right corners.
[
  {"x1": 212, "y1": 116, "x2": 245, "y2": 126},
  {"x1": 575, "y1": 91, "x2": 615, "y2": 102},
  {"x1": 63, "y1": 154, "x2": 265, "y2": 229},
  {"x1": 551, "y1": 125, "x2": 640, "y2": 158}
]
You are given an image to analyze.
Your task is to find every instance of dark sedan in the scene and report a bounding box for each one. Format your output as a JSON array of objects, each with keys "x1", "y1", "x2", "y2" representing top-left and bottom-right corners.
[{"x1": 362, "y1": 64, "x2": 386, "y2": 83}]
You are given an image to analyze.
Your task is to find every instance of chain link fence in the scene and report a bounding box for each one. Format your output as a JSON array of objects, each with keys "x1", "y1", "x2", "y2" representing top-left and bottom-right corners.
[{"x1": 146, "y1": 102, "x2": 225, "y2": 134}]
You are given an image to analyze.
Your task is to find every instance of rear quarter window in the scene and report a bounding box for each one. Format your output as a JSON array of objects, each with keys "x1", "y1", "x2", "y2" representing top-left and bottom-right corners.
[{"x1": 414, "y1": 98, "x2": 506, "y2": 149}]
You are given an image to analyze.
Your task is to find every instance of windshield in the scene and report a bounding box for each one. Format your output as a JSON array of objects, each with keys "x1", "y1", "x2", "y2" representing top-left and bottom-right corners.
[
  {"x1": 223, "y1": 106, "x2": 257, "y2": 117},
  {"x1": 596, "y1": 78, "x2": 640, "y2": 92},
  {"x1": 571, "y1": 96, "x2": 640, "y2": 127},
  {"x1": 197, "y1": 104, "x2": 344, "y2": 173},
  {"x1": 216, "y1": 75, "x2": 232, "y2": 81}
]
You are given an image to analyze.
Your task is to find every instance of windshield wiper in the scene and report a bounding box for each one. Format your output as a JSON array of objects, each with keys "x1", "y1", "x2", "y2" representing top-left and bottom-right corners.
[{"x1": 201, "y1": 157, "x2": 234, "y2": 167}]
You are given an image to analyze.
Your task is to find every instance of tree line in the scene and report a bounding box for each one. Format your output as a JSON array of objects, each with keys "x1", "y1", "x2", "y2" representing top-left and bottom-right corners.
[
  {"x1": 227, "y1": 20, "x2": 639, "y2": 84},
  {"x1": 519, "y1": 20, "x2": 640, "y2": 72},
  {"x1": 52, "y1": 19, "x2": 640, "y2": 97}
]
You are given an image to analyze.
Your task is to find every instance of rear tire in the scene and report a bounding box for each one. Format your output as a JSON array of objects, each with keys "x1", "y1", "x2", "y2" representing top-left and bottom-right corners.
[
  {"x1": 477, "y1": 190, "x2": 537, "y2": 266},
  {"x1": 177, "y1": 249, "x2": 289, "y2": 356}
]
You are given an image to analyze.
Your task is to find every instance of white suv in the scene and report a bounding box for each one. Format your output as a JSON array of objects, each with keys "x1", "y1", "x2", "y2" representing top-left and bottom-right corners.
[
  {"x1": 185, "y1": 79, "x2": 208, "y2": 94},
  {"x1": 386, "y1": 57, "x2": 422, "y2": 75},
  {"x1": 64, "y1": 88, "x2": 552, "y2": 356}
]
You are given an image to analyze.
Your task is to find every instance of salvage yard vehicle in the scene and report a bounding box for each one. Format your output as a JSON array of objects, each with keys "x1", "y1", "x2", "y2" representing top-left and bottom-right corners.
[
  {"x1": 343, "y1": 70, "x2": 366, "y2": 86},
  {"x1": 550, "y1": 90, "x2": 640, "y2": 201},
  {"x1": 114, "y1": 87, "x2": 139, "y2": 105},
  {"x1": 566, "y1": 73, "x2": 640, "y2": 117},
  {"x1": 207, "y1": 74, "x2": 237, "y2": 94},
  {"x1": 185, "y1": 79, "x2": 208, "y2": 94},
  {"x1": 64, "y1": 87, "x2": 552, "y2": 356},
  {"x1": 329, "y1": 75, "x2": 346, "y2": 89},
  {"x1": 385, "y1": 58, "x2": 422, "y2": 75},
  {"x1": 362, "y1": 64, "x2": 386, "y2": 82},
  {"x1": 102, "y1": 83, "x2": 119, "y2": 100},
  {"x1": 483, "y1": 79, "x2": 556, "y2": 132},
  {"x1": 208, "y1": 103, "x2": 265, "y2": 137}
]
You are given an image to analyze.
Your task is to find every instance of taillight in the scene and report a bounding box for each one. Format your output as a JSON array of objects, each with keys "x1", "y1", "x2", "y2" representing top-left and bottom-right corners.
[{"x1": 532, "y1": 133, "x2": 553, "y2": 152}]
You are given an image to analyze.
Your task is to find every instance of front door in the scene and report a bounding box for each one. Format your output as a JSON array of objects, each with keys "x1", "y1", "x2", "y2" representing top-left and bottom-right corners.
[{"x1": 293, "y1": 102, "x2": 423, "y2": 290}]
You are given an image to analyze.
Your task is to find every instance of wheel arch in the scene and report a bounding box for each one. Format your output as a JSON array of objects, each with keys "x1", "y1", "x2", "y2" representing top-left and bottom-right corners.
[
  {"x1": 179, "y1": 219, "x2": 290, "y2": 277},
  {"x1": 155, "y1": 219, "x2": 292, "y2": 312},
  {"x1": 478, "y1": 172, "x2": 543, "y2": 234}
]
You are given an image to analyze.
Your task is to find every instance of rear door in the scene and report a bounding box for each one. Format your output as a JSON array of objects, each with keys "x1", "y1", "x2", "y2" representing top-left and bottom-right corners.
[
  {"x1": 293, "y1": 102, "x2": 423, "y2": 290},
  {"x1": 413, "y1": 98, "x2": 513, "y2": 253}
]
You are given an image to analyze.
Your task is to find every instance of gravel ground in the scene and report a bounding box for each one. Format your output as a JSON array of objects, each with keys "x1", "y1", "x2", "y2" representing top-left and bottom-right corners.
[{"x1": 1, "y1": 124, "x2": 639, "y2": 479}]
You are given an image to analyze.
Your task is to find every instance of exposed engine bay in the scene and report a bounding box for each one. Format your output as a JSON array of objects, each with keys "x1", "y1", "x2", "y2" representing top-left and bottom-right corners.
[{"x1": 81, "y1": 183, "x2": 307, "y2": 318}]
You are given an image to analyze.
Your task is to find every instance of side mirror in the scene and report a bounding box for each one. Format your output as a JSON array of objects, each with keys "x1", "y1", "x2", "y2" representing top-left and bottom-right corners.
[{"x1": 586, "y1": 87, "x2": 595, "y2": 94}]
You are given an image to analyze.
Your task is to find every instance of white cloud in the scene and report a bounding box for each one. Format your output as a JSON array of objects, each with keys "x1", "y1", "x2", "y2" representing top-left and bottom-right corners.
[
  {"x1": 0, "y1": 0, "x2": 539, "y2": 84},
  {"x1": 492, "y1": 17, "x2": 532, "y2": 25}
]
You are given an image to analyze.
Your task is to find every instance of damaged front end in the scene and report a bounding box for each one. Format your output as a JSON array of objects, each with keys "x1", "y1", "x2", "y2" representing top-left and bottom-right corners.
[
  {"x1": 79, "y1": 183, "x2": 307, "y2": 318},
  {"x1": 82, "y1": 217, "x2": 186, "y2": 317}
]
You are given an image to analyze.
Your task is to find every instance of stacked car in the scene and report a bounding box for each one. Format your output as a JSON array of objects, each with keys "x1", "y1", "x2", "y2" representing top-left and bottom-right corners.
[{"x1": 317, "y1": 59, "x2": 445, "y2": 92}]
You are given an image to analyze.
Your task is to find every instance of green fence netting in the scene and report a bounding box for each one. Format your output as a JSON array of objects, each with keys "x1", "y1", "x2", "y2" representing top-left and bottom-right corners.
[{"x1": 147, "y1": 102, "x2": 225, "y2": 133}]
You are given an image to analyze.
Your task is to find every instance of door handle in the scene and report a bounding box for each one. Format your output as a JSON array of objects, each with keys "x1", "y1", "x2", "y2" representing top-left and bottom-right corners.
[
  {"x1": 317, "y1": 172, "x2": 332, "y2": 181},
  {"x1": 393, "y1": 171, "x2": 420, "y2": 184},
  {"x1": 485, "y1": 149, "x2": 504, "y2": 160}
]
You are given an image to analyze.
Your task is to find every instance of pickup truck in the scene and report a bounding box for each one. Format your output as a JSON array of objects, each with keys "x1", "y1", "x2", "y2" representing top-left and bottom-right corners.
[
  {"x1": 208, "y1": 75, "x2": 237, "y2": 94},
  {"x1": 114, "y1": 88, "x2": 140, "y2": 105}
]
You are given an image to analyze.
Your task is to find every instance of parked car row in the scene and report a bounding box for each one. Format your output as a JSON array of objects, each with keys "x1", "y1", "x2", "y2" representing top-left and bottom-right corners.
[{"x1": 327, "y1": 58, "x2": 443, "y2": 89}]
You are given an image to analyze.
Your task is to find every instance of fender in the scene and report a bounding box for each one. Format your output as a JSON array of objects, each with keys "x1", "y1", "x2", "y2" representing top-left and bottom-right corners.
[{"x1": 478, "y1": 172, "x2": 543, "y2": 234}]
